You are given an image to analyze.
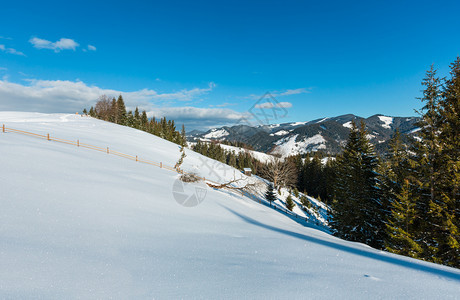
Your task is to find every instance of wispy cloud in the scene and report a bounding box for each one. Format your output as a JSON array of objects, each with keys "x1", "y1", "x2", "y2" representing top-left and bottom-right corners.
[
  {"x1": 0, "y1": 36, "x2": 12, "y2": 40},
  {"x1": 29, "y1": 37, "x2": 80, "y2": 52},
  {"x1": 210, "y1": 102, "x2": 237, "y2": 108},
  {"x1": 254, "y1": 101, "x2": 292, "y2": 109},
  {"x1": 0, "y1": 67, "x2": 7, "y2": 71},
  {"x1": 87, "y1": 45, "x2": 96, "y2": 51},
  {"x1": 276, "y1": 88, "x2": 311, "y2": 96},
  {"x1": 0, "y1": 44, "x2": 26, "y2": 56},
  {"x1": 248, "y1": 87, "x2": 311, "y2": 100}
]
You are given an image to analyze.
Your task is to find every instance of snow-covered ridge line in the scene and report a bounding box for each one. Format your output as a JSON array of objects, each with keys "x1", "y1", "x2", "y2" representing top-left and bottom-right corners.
[{"x1": 1, "y1": 123, "x2": 223, "y2": 185}]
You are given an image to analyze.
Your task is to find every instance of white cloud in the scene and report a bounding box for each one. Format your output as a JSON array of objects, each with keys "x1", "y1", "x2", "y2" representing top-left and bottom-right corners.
[
  {"x1": 0, "y1": 44, "x2": 25, "y2": 56},
  {"x1": 0, "y1": 78, "x2": 230, "y2": 129},
  {"x1": 29, "y1": 37, "x2": 79, "y2": 52},
  {"x1": 248, "y1": 87, "x2": 311, "y2": 100},
  {"x1": 254, "y1": 101, "x2": 292, "y2": 109},
  {"x1": 211, "y1": 102, "x2": 237, "y2": 108},
  {"x1": 147, "y1": 107, "x2": 249, "y2": 130},
  {"x1": 87, "y1": 45, "x2": 96, "y2": 51},
  {"x1": 277, "y1": 88, "x2": 311, "y2": 96}
]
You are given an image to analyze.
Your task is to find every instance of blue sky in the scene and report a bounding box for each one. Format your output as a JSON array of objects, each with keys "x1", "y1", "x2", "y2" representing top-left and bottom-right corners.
[{"x1": 1, "y1": 0, "x2": 459, "y2": 130}]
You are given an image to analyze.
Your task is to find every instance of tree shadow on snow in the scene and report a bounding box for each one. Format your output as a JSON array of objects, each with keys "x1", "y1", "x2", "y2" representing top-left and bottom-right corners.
[{"x1": 221, "y1": 205, "x2": 460, "y2": 281}]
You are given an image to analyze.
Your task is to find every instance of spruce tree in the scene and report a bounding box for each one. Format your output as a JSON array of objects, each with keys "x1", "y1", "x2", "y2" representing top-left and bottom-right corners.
[
  {"x1": 410, "y1": 65, "x2": 445, "y2": 262},
  {"x1": 133, "y1": 107, "x2": 141, "y2": 129},
  {"x1": 109, "y1": 98, "x2": 117, "y2": 123},
  {"x1": 141, "y1": 110, "x2": 148, "y2": 131},
  {"x1": 286, "y1": 195, "x2": 295, "y2": 211},
  {"x1": 265, "y1": 183, "x2": 276, "y2": 205},
  {"x1": 385, "y1": 180, "x2": 423, "y2": 258},
  {"x1": 116, "y1": 95, "x2": 127, "y2": 125},
  {"x1": 180, "y1": 124, "x2": 187, "y2": 148},
  {"x1": 431, "y1": 58, "x2": 460, "y2": 267},
  {"x1": 331, "y1": 121, "x2": 385, "y2": 248}
]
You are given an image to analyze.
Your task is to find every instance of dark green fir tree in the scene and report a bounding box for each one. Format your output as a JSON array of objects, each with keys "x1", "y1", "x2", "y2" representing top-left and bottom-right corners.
[{"x1": 265, "y1": 183, "x2": 276, "y2": 205}]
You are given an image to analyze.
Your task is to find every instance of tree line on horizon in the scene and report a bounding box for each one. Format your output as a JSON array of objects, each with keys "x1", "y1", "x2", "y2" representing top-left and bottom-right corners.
[{"x1": 83, "y1": 95, "x2": 186, "y2": 147}]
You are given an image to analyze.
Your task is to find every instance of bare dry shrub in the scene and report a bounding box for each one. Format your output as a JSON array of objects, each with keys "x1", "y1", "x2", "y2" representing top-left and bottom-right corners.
[{"x1": 180, "y1": 172, "x2": 201, "y2": 183}]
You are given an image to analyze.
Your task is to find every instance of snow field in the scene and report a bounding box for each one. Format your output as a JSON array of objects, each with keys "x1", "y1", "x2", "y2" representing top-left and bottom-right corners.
[{"x1": 0, "y1": 112, "x2": 459, "y2": 299}]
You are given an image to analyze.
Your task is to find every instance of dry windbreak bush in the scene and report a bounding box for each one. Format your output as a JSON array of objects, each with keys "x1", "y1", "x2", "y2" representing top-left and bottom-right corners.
[{"x1": 180, "y1": 172, "x2": 202, "y2": 183}]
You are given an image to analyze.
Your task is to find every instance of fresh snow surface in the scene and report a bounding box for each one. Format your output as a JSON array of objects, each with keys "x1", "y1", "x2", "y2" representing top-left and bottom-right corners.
[
  {"x1": 316, "y1": 117, "x2": 329, "y2": 123},
  {"x1": 410, "y1": 127, "x2": 421, "y2": 134},
  {"x1": 203, "y1": 128, "x2": 229, "y2": 139},
  {"x1": 378, "y1": 115, "x2": 393, "y2": 129},
  {"x1": 218, "y1": 144, "x2": 275, "y2": 164},
  {"x1": 273, "y1": 134, "x2": 326, "y2": 157},
  {"x1": 343, "y1": 121, "x2": 353, "y2": 129},
  {"x1": 289, "y1": 121, "x2": 308, "y2": 126},
  {"x1": 270, "y1": 130, "x2": 290, "y2": 136},
  {"x1": 1, "y1": 112, "x2": 459, "y2": 298}
]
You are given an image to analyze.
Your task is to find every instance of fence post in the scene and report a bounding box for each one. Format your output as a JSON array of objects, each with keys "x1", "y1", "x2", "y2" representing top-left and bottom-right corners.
[
  {"x1": 136, "y1": 155, "x2": 138, "y2": 162},
  {"x1": 107, "y1": 147, "x2": 109, "y2": 154},
  {"x1": 77, "y1": 139, "x2": 79, "y2": 147},
  {"x1": 2, "y1": 124, "x2": 4, "y2": 133},
  {"x1": 47, "y1": 133, "x2": 50, "y2": 141},
  {"x1": 160, "y1": 162, "x2": 162, "y2": 168}
]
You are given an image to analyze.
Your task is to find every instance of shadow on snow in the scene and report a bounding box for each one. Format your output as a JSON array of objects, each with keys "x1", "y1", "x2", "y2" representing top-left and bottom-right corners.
[{"x1": 221, "y1": 205, "x2": 460, "y2": 282}]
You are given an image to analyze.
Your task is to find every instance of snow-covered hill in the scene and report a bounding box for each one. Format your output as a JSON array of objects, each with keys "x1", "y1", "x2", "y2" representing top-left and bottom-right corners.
[
  {"x1": 188, "y1": 114, "x2": 420, "y2": 156},
  {"x1": 1, "y1": 112, "x2": 459, "y2": 298}
]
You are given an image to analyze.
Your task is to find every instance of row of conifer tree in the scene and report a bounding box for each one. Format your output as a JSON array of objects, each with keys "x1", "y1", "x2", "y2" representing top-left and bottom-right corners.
[
  {"x1": 83, "y1": 95, "x2": 186, "y2": 147},
  {"x1": 329, "y1": 58, "x2": 459, "y2": 268}
]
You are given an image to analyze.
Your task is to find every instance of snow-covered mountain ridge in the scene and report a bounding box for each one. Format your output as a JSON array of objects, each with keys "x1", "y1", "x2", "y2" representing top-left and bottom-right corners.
[
  {"x1": 188, "y1": 114, "x2": 420, "y2": 156},
  {"x1": 0, "y1": 112, "x2": 458, "y2": 298}
]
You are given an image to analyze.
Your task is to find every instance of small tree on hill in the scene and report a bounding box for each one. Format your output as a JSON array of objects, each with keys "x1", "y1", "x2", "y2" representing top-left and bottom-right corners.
[
  {"x1": 265, "y1": 183, "x2": 276, "y2": 205},
  {"x1": 286, "y1": 195, "x2": 295, "y2": 211}
]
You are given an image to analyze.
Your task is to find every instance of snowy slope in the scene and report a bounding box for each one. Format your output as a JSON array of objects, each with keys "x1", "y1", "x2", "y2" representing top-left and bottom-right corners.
[
  {"x1": 272, "y1": 134, "x2": 327, "y2": 157},
  {"x1": 1, "y1": 112, "x2": 459, "y2": 299},
  {"x1": 219, "y1": 144, "x2": 275, "y2": 164}
]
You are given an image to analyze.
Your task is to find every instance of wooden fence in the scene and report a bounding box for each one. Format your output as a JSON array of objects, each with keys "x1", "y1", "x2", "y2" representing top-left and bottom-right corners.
[
  {"x1": 1, "y1": 124, "x2": 220, "y2": 185},
  {"x1": 1, "y1": 123, "x2": 316, "y2": 224}
]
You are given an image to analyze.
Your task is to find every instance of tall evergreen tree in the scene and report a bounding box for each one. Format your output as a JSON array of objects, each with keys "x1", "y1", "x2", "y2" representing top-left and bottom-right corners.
[
  {"x1": 109, "y1": 98, "x2": 117, "y2": 123},
  {"x1": 410, "y1": 65, "x2": 446, "y2": 262},
  {"x1": 331, "y1": 121, "x2": 385, "y2": 248},
  {"x1": 141, "y1": 110, "x2": 148, "y2": 131},
  {"x1": 431, "y1": 59, "x2": 460, "y2": 266},
  {"x1": 116, "y1": 95, "x2": 127, "y2": 125},
  {"x1": 385, "y1": 179, "x2": 423, "y2": 258},
  {"x1": 133, "y1": 107, "x2": 141, "y2": 129}
]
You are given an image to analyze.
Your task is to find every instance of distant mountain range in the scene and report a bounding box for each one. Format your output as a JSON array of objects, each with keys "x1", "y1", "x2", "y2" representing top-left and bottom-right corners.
[{"x1": 187, "y1": 114, "x2": 421, "y2": 156}]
